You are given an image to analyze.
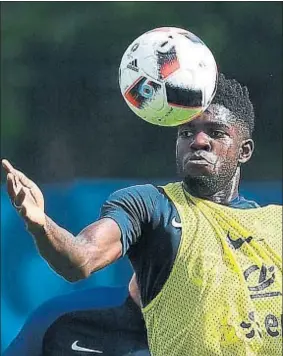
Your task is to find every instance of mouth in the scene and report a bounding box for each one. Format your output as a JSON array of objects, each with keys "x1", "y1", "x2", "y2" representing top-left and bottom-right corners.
[
  {"x1": 190, "y1": 158, "x2": 209, "y2": 164},
  {"x1": 186, "y1": 154, "x2": 212, "y2": 164},
  {"x1": 187, "y1": 158, "x2": 210, "y2": 166}
]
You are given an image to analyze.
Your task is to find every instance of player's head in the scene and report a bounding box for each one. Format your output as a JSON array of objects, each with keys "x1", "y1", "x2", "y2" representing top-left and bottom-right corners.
[
  {"x1": 176, "y1": 73, "x2": 255, "y2": 198},
  {"x1": 211, "y1": 73, "x2": 255, "y2": 138}
]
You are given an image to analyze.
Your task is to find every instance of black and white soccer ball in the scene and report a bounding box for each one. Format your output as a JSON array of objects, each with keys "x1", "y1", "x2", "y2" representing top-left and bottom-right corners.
[{"x1": 119, "y1": 27, "x2": 218, "y2": 127}]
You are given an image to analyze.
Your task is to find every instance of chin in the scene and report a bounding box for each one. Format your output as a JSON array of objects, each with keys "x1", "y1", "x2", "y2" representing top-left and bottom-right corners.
[{"x1": 183, "y1": 175, "x2": 220, "y2": 197}]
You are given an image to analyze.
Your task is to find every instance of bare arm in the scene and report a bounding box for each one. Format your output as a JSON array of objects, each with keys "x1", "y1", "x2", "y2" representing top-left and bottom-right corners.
[
  {"x1": 30, "y1": 217, "x2": 122, "y2": 282},
  {"x1": 2, "y1": 159, "x2": 122, "y2": 282}
]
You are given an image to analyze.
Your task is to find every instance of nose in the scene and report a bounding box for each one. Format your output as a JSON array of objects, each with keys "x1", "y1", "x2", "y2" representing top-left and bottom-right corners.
[{"x1": 190, "y1": 131, "x2": 211, "y2": 151}]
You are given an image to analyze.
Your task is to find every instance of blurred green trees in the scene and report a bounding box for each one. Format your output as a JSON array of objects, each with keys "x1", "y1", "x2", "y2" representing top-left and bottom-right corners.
[{"x1": 1, "y1": 2, "x2": 282, "y2": 182}]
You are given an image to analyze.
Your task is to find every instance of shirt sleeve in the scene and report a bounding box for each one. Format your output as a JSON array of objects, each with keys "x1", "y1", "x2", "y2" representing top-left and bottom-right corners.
[{"x1": 99, "y1": 184, "x2": 160, "y2": 256}]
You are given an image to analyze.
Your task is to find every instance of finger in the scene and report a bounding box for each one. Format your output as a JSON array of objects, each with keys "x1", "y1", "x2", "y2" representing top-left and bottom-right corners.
[
  {"x1": 6, "y1": 173, "x2": 18, "y2": 201},
  {"x1": 14, "y1": 170, "x2": 34, "y2": 189},
  {"x1": 11, "y1": 172, "x2": 23, "y2": 192},
  {"x1": 14, "y1": 187, "x2": 26, "y2": 207},
  {"x1": 2, "y1": 160, "x2": 33, "y2": 189},
  {"x1": 14, "y1": 173, "x2": 20, "y2": 190},
  {"x1": 2, "y1": 159, "x2": 16, "y2": 175}
]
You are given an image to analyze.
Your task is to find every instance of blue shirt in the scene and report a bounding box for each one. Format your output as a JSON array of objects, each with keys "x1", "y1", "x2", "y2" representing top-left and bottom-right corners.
[{"x1": 100, "y1": 184, "x2": 259, "y2": 307}]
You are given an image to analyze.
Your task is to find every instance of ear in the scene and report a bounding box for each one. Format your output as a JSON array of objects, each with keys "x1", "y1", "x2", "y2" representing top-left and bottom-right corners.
[{"x1": 239, "y1": 139, "x2": 254, "y2": 164}]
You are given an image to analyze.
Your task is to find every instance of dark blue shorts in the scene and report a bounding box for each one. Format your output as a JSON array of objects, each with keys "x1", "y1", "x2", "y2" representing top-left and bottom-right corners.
[{"x1": 3, "y1": 287, "x2": 150, "y2": 356}]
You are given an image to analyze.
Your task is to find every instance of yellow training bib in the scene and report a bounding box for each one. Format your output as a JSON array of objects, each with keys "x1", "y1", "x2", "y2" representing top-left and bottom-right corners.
[{"x1": 142, "y1": 182, "x2": 282, "y2": 356}]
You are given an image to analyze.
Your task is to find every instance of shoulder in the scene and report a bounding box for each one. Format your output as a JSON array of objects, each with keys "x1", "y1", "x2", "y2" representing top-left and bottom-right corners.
[
  {"x1": 258, "y1": 204, "x2": 282, "y2": 216},
  {"x1": 102, "y1": 183, "x2": 181, "y2": 233},
  {"x1": 231, "y1": 196, "x2": 260, "y2": 209},
  {"x1": 110, "y1": 184, "x2": 161, "y2": 198},
  {"x1": 107, "y1": 183, "x2": 169, "y2": 207},
  {"x1": 101, "y1": 183, "x2": 177, "y2": 225}
]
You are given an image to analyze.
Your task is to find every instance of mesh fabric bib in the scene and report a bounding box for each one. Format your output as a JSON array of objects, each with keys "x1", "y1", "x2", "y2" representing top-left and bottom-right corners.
[{"x1": 142, "y1": 182, "x2": 282, "y2": 356}]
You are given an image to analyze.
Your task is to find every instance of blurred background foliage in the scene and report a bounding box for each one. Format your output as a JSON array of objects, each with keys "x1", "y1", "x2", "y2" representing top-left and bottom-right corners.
[{"x1": 1, "y1": 2, "x2": 282, "y2": 183}]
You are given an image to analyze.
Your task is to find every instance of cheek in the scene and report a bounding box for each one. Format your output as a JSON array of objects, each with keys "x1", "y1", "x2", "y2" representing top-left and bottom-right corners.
[
  {"x1": 213, "y1": 143, "x2": 239, "y2": 168},
  {"x1": 176, "y1": 140, "x2": 185, "y2": 158}
]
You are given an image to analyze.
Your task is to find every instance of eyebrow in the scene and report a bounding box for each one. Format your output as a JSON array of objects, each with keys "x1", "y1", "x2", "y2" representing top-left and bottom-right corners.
[
  {"x1": 179, "y1": 121, "x2": 231, "y2": 131},
  {"x1": 206, "y1": 122, "x2": 231, "y2": 130}
]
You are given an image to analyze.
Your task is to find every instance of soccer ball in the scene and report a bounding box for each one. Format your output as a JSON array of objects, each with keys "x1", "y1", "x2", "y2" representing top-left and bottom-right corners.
[{"x1": 119, "y1": 27, "x2": 218, "y2": 127}]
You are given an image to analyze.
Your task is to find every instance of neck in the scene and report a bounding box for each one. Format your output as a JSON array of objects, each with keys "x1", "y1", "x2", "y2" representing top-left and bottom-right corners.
[{"x1": 183, "y1": 167, "x2": 241, "y2": 205}]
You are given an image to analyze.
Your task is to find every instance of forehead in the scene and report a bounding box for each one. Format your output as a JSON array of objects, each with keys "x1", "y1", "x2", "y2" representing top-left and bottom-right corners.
[{"x1": 179, "y1": 104, "x2": 238, "y2": 130}]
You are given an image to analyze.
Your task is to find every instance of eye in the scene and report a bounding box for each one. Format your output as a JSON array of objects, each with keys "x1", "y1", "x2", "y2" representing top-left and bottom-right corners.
[
  {"x1": 211, "y1": 130, "x2": 226, "y2": 138},
  {"x1": 179, "y1": 130, "x2": 193, "y2": 138}
]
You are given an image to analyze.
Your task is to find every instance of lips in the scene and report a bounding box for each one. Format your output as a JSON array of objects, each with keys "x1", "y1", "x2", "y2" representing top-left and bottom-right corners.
[
  {"x1": 187, "y1": 154, "x2": 211, "y2": 164},
  {"x1": 184, "y1": 153, "x2": 216, "y2": 167},
  {"x1": 190, "y1": 155, "x2": 207, "y2": 161},
  {"x1": 187, "y1": 158, "x2": 210, "y2": 166}
]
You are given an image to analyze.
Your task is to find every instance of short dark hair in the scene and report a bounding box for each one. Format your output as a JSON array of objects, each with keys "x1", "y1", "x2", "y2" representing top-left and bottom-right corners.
[{"x1": 211, "y1": 73, "x2": 255, "y2": 137}]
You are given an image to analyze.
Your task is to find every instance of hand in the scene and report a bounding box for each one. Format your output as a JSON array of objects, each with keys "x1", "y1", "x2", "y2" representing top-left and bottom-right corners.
[{"x1": 2, "y1": 159, "x2": 46, "y2": 227}]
